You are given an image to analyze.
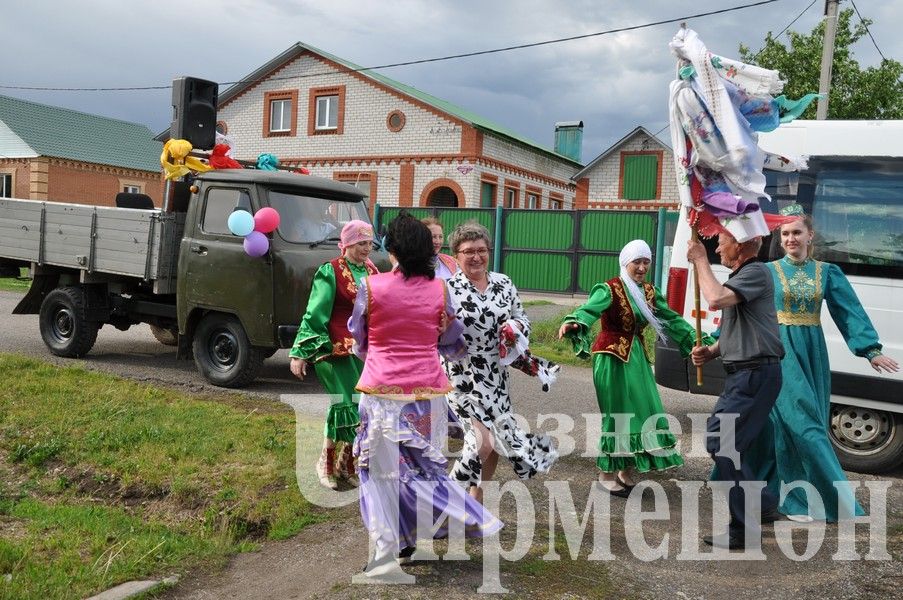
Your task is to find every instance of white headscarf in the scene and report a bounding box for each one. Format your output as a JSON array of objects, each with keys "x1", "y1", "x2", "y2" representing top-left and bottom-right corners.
[{"x1": 618, "y1": 240, "x2": 665, "y2": 342}]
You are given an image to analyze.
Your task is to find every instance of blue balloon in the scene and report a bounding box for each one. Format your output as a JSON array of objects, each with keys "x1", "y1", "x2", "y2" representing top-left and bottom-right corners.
[{"x1": 228, "y1": 210, "x2": 254, "y2": 236}]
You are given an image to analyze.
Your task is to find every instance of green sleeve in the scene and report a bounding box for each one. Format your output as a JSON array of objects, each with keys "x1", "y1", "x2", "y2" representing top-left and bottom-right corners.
[
  {"x1": 561, "y1": 283, "x2": 612, "y2": 359},
  {"x1": 823, "y1": 263, "x2": 882, "y2": 359},
  {"x1": 652, "y1": 287, "x2": 715, "y2": 357},
  {"x1": 289, "y1": 263, "x2": 336, "y2": 360}
]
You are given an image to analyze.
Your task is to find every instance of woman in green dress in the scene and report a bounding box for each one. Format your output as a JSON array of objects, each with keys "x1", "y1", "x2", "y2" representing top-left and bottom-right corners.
[
  {"x1": 290, "y1": 220, "x2": 378, "y2": 490},
  {"x1": 766, "y1": 208, "x2": 898, "y2": 521},
  {"x1": 558, "y1": 239, "x2": 707, "y2": 496}
]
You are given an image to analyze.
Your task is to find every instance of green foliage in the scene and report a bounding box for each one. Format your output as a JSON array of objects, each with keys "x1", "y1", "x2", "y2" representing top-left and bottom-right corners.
[{"x1": 739, "y1": 8, "x2": 903, "y2": 119}]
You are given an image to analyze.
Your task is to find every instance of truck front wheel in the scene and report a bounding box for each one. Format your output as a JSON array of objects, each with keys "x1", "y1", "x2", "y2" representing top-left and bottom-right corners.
[
  {"x1": 830, "y1": 404, "x2": 903, "y2": 474},
  {"x1": 192, "y1": 313, "x2": 264, "y2": 388},
  {"x1": 39, "y1": 287, "x2": 100, "y2": 358}
]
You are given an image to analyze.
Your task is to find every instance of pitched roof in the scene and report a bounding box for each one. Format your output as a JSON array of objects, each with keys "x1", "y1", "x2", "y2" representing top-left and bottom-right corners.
[
  {"x1": 0, "y1": 94, "x2": 162, "y2": 172},
  {"x1": 573, "y1": 126, "x2": 670, "y2": 179},
  {"x1": 216, "y1": 42, "x2": 582, "y2": 166}
]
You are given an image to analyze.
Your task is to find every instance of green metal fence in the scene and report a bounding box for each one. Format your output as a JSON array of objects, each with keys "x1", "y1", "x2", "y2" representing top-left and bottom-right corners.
[{"x1": 374, "y1": 205, "x2": 670, "y2": 294}]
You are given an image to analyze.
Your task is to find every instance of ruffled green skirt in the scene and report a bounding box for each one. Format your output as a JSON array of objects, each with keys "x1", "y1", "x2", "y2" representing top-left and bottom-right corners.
[
  {"x1": 313, "y1": 356, "x2": 363, "y2": 444},
  {"x1": 592, "y1": 340, "x2": 683, "y2": 473}
]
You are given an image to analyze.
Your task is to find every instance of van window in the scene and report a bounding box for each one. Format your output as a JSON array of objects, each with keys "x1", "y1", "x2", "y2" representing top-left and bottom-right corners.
[{"x1": 766, "y1": 157, "x2": 903, "y2": 278}]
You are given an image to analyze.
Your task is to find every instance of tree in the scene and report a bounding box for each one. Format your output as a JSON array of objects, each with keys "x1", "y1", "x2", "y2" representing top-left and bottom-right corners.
[{"x1": 739, "y1": 8, "x2": 903, "y2": 119}]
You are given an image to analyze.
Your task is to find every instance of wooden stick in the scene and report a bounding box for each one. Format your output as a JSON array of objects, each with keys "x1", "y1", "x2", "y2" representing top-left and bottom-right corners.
[{"x1": 691, "y1": 226, "x2": 704, "y2": 386}]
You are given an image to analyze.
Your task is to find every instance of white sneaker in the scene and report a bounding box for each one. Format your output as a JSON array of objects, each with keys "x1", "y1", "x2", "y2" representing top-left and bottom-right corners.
[{"x1": 786, "y1": 514, "x2": 815, "y2": 523}]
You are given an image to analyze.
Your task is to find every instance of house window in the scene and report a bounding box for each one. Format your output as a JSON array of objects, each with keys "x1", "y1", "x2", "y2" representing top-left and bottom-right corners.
[
  {"x1": 270, "y1": 99, "x2": 292, "y2": 132},
  {"x1": 505, "y1": 188, "x2": 517, "y2": 208},
  {"x1": 123, "y1": 185, "x2": 141, "y2": 194},
  {"x1": 386, "y1": 110, "x2": 406, "y2": 132},
  {"x1": 621, "y1": 152, "x2": 661, "y2": 200},
  {"x1": 334, "y1": 172, "x2": 376, "y2": 213},
  {"x1": 480, "y1": 182, "x2": 496, "y2": 208},
  {"x1": 527, "y1": 193, "x2": 538, "y2": 209},
  {"x1": 308, "y1": 86, "x2": 346, "y2": 135},
  {"x1": 1, "y1": 173, "x2": 12, "y2": 198},
  {"x1": 551, "y1": 199, "x2": 561, "y2": 210},
  {"x1": 263, "y1": 90, "x2": 298, "y2": 137}
]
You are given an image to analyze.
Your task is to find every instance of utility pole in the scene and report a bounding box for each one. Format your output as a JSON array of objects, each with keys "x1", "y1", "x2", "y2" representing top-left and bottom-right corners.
[{"x1": 816, "y1": 0, "x2": 840, "y2": 119}]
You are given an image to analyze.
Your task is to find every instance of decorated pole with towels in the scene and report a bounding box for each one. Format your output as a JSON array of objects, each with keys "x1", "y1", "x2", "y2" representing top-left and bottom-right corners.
[{"x1": 667, "y1": 23, "x2": 817, "y2": 384}]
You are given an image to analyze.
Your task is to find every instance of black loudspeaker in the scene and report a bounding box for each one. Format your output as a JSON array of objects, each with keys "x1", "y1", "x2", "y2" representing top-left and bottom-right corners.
[{"x1": 170, "y1": 77, "x2": 218, "y2": 150}]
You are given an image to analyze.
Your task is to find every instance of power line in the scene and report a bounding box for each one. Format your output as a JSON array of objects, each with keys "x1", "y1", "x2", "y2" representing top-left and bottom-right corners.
[
  {"x1": 0, "y1": 0, "x2": 784, "y2": 93},
  {"x1": 849, "y1": 0, "x2": 887, "y2": 61},
  {"x1": 751, "y1": 0, "x2": 818, "y2": 61}
]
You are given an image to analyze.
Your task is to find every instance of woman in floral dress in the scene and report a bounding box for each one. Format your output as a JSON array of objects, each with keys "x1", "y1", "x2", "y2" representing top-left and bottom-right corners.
[{"x1": 443, "y1": 221, "x2": 558, "y2": 502}]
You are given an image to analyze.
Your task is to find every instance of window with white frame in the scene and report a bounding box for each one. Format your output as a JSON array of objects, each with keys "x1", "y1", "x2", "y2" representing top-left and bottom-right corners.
[
  {"x1": 1, "y1": 173, "x2": 12, "y2": 198},
  {"x1": 505, "y1": 188, "x2": 516, "y2": 208},
  {"x1": 316, "y1": 95, "x2": 339, "y2": 130},
  {"x1": 123, "y1": 185, "x2": 141, "y2": 194},
  {"x1": 527, "y1": 193, "x2": 538, "y2": 209},
  {"x1": 269, "y1": 98, "x2": 292, "y2": 132},
  {"x1": 551, "y1": 199, "x2": 561, "y2": 210}
]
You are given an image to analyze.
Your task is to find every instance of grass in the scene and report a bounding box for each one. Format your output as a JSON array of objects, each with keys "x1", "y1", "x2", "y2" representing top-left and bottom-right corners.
[
  {"x1": 528, "y1": 308, "x2": 600, "y2": 368},
  {"x1": 521, "y1": 299, "x2": 554, "y2": 307},
  {"x1": 0, "y1": 353, "x2": 330, "y2": 600},
  {"x1": 0, "y1": 267, "x2": 30, "y2": 293}
]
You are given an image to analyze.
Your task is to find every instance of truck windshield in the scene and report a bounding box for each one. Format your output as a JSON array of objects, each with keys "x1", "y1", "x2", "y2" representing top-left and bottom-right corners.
[{"x1": 267, "y1": 191, "x2": 370, "y2": 244}]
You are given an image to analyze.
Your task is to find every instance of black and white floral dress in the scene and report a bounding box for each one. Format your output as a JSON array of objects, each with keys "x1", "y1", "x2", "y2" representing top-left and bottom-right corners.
[{"x1": 443, "y1": 271, "x2": 558, "y2": 487}]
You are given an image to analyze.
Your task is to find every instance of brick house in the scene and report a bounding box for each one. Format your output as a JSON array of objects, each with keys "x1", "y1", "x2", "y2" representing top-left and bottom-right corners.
[
  {"x1": 573, "y1": 126, "x2": 678, "y2": 210},
  {"x1": 212, "y1": 42, "x2": 583, "y2": 213},
  {"x1": 0, "y1": 94, "x2": 163, "y2": 206}
]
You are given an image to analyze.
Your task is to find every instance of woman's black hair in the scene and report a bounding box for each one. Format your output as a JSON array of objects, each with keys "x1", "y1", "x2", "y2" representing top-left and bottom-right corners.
[{"x1": 385, "y1": 211, "x2": 436, "y2": 279}]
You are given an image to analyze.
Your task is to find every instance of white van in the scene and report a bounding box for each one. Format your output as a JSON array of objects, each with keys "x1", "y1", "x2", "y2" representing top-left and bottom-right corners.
[{"x1": 655, "y1": 120, "x2": 903, "y2": 473}]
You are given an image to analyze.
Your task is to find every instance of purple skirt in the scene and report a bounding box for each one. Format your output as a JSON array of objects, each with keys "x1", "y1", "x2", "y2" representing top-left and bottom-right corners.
[{"x1": 354, "y1": 394, "x2": 502, "y2": 555}]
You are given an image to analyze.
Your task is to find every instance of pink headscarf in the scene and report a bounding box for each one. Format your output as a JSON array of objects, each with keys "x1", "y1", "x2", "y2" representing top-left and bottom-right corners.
[{"x1": 338, "y1": 220, "x2": 374, "y2": 250}]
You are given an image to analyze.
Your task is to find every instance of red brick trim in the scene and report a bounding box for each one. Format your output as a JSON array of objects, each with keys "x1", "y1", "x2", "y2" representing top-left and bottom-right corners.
[
  {"x1": 460, "y1": 126, "x2": 483, "y2": 157},
  {"x1": 399, "y1": 162, "x2": 414, "y2": 207},
  {"x1": 419, "y1": 178, "x2": 465, "y2": 207},
  {"x1": 263, "y1": 90, "x2": 298, "y2": 138},
  {"x1": 575, "y1": 177, "x2": 589, "y2": 210},
  {"x1": 588, "y1": 200, "x2": 678, "y2": 210},
  {"x1": 308, "y1": 85, "x2": 346, "y2": 136},
  {"x1": 386, "y1": 110, "x2": 406, "y2": 132},
  {"x1": 334, "y1": 170, "x2": 377, "y2": 215},
  {"x1": 216, "y1": 120, "x2": 228, "y2": 135},
  {"x1": 617, "y1": 150, "x2": 663, "y2": 200},
  {"x1": 480, "y1": 173, "x2": 499, "y2": 183}
]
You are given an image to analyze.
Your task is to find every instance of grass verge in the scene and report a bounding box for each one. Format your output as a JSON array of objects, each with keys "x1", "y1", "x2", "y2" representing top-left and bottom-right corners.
[
  {"x1": 0, "y1": 353, "x2": 328, "y2": 600},
  {"x1": 0, "y1": 268, "x2": 30, "y2": 293},
  {"x1": 528, "y1": 308, "x2": 600, "y2": 368}
]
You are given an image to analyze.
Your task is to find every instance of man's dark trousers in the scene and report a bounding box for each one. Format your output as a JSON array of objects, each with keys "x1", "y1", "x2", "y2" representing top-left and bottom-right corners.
[{"x1": 707, "y1": 363, "x2": 782, "y2": 539}]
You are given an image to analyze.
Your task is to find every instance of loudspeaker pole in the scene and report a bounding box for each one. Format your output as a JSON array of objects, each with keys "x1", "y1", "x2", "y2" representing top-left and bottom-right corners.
[{"x1": 816, "y1": 0, "x2": 839, "y2": 120}]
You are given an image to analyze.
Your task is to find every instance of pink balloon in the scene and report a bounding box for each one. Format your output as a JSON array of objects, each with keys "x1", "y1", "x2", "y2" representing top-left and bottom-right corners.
[
  {"x1": 243, "y1": 231, "x2": 269, "y2": 257},
  {"x1": 254, "y1": 207, "x2": 281, "y2": 233}
]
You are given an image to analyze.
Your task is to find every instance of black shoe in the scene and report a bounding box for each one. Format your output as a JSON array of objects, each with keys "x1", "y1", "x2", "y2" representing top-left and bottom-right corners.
[
  {"x1": 761, "y1": 507, "x2": 785, "y2": 524},
  {"x1": 702, "y1": 532, "x2": 746, "y2": 550},
  {"x1": 596, "y1": 481, "x2": 631, "y2": 498},
  {"x1": 616, "y1": 474, "x2": 636, "y2": 491},
  {"x1": 396, "y1": 546, "x2": 416, "y2": 565}
]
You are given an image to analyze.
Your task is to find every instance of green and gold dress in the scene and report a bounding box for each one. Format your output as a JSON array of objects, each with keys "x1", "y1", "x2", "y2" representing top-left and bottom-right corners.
[
  {"x1": 563, "y1": 277, "x2": 704, "y2": 473},
  {"x1": 290, "y1": 256, "x2": 377, "y2": 443},
  {"x1": 766, "y1": 256, "x2": 877, "y2": 520}
]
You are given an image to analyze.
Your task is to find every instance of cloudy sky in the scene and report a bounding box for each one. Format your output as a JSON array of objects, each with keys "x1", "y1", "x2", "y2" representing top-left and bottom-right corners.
[{"x1": 3, "y1": 0, "x2": 900, "y2": 160}]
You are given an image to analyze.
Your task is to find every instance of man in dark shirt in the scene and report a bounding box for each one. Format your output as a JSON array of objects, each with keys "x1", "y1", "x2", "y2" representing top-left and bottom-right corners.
[{"x1": 688, "y1": 231, "x2": 784, "y2": 550}]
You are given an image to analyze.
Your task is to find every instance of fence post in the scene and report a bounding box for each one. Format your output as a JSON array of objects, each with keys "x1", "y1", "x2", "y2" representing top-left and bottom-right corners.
[
  {"x1": 373, "y1": 203, "x2": 382, "y2": 231},
  {"x1": 654, "y1": 207, "x2": 666, "y2": 288},
  {"x1": 493, "y1": 205, "x2": 504, "y2": 272}
]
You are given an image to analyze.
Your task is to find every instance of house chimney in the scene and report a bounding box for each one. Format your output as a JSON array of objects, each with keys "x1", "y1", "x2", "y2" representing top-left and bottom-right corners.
[{"x1": 554, "y1": 121, "x2": 583, "y2": 162}]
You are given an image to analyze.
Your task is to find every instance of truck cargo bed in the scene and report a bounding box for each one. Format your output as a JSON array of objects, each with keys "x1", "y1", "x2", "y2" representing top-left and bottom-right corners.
[{"x1": 0, "y1": 198, "x2": 183, "y2": 293}]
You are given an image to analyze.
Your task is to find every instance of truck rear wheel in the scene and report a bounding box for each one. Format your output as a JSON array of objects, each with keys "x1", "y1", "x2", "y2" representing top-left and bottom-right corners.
[
  {"x1": 830, "y1": 404, "x2": 903, "y2": 474},
  {"x1": 149, "y1": 324, "x2": 179, "y2": 346},
  {"x1": 192, "y1": 313, "x2": 264, "y2": 388},
  {"x1": 39, "y1": 287, "x2": 100, "y2": 358}
]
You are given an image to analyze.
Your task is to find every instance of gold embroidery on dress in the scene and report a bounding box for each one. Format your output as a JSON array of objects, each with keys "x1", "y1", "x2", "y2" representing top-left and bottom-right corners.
[{"x1": 774, "y1": 259, "x2": 822, "y2": 325}]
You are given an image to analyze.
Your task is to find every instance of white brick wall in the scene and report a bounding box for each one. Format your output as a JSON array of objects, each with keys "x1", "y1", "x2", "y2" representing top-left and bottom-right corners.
[
  {"x1": 583, "y1": 133, "x2": 678, "y2": 204},
  {"x1": 217, "y1": 52, "x2": 581, "y2": 210}
]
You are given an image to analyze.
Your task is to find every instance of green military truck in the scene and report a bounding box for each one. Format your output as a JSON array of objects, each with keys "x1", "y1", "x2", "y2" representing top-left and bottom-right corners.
[{"x1": 0, "y1": 169, "x2": 384, "y2": 388}]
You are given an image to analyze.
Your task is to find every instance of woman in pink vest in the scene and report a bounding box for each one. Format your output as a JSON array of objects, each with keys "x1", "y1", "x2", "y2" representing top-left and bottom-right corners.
[
  {"x1": 289, "y1": 220, "x2": 378, "y2": 490},
  {"x1": 349, "y1": 213, "x2": 501, "y2": 577}
]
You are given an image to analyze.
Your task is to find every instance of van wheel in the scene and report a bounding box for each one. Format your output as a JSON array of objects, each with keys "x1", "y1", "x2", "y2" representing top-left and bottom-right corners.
[
  {"x1": 149, "y1": 324, "x2": 179, "y2": 346},
  {"x1": 830, "y1": 404, "x2": 903, "y2": 474},
  {"x1": 39, "y1": 287, "x2": 99, "y2": 358},
  {"x1": 192, "y1": 313, "x2": 264, "y2": 388}
]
